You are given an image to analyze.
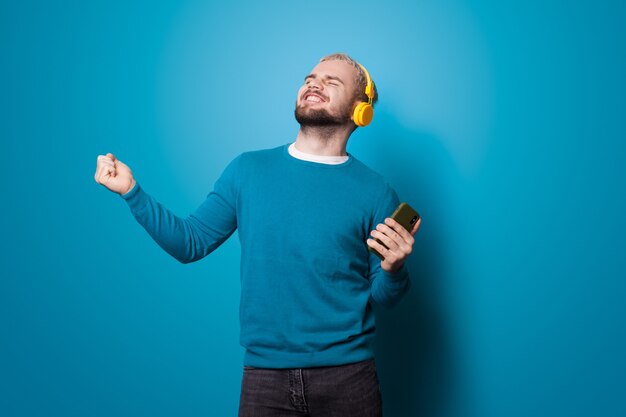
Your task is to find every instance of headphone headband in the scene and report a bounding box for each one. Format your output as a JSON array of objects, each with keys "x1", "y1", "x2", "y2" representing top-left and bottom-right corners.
[
  {"x1": 352, "y1": 62, "x2": 375, "y2": 127},
  {"x1": 357, "y1": 63, "x2": 374, "y2": 105}
]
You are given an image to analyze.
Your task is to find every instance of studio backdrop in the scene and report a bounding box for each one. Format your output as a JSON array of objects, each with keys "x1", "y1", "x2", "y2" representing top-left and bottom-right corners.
[{"x1": 1, "y1": 1, "x2": 625, "y2": 416}]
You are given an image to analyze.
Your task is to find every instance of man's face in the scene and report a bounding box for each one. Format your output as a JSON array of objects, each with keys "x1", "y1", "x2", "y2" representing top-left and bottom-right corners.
[{"x1": 294, "y1": 60, "x2": 360, "y2": 127}]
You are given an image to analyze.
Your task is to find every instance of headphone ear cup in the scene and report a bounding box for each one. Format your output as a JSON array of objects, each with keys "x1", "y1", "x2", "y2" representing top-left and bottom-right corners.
[{"x1": 353, "y1": 102, "x2": 374, "y2": 127}]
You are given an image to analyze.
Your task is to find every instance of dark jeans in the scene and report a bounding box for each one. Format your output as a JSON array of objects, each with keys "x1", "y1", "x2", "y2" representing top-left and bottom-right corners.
[{"x1": 238, "y1": 358, "x2": 383, "y2": 417}]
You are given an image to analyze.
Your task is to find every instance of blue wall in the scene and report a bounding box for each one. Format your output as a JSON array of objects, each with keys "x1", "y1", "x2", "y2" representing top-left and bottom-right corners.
[{"x1": 2, "y1": 1, "x2": 625, "y2": 416}]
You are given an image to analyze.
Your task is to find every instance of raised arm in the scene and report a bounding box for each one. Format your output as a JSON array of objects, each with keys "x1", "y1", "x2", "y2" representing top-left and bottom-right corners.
[{"x1": 94, "y1": 153, "x2": 240, "y2": 263}]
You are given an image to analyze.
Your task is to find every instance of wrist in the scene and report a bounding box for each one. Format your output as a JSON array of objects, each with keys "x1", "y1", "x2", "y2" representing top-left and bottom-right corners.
[
  {"x1": 122, "y1": 179, "x2": 136, "y2": 196},
  {"x1": 385, "y1": 261, "x2": 408, "y2": 274}
]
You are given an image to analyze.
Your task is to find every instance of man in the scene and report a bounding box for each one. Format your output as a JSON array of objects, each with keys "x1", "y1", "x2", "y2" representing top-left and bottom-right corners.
[{"x1": 94, "y1": 53, "x2": 421, "y2": 417}]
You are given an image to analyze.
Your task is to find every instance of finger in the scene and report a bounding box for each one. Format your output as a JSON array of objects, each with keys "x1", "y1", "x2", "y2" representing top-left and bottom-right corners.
[
  {"x1": 99, "y1": 158, "x2": 115, "y2": 168},
  {"x1": 366, "y1": 238, "x2": 390, "y2": 258},
  {"x1": 97, "y1": 165, "x2": 115, "y2": 183},
  {"x1": 95, "y1": 163, "x2": 106, "y2": 182},
  {"x1": 95, "y1": 165, "x2": 106, "y2": 183},
  {"x1": 97, "y1": 156, "x2": 115, "y2": 172},
  {"x1": 371, "y1": 229, "x2": 399, "y2": 251},
  {"x1": 384, "y1": 217, "x2": 414, "y2": 243},
  {"x1": 96, "y1": 160, "x2": 114, "y2": 179},
  {"x1": 98, "y1": 153, "x2": 113, "y2": 162},
  {"x1": 106, "y1": 153, "x2": 117, "y2": 162},
  {"x1": 376, "y1": 223, "x2": 406, "y2": 247}
]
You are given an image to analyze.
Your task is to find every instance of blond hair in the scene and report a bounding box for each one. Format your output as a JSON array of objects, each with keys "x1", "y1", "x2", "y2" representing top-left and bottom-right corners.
[{"x1": 319, "y1": 53, "x2": 379, "y2": 107}]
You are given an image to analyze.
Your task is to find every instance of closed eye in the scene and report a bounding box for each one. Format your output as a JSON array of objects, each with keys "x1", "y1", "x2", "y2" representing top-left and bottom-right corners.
[{"x1": 304, "y1": 74, "x2": 344, "y2": 87}]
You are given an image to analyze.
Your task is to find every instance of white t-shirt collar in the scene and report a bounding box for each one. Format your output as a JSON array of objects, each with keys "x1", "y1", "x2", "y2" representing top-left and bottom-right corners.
[{"x1": 288, "y1": 142, "x2": 349, "y2": 165}]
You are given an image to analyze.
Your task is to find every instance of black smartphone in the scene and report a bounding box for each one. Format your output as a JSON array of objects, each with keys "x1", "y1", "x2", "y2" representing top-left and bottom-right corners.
[{"x1": 368, "y1": 202, "x2": 420, "y2": 260}]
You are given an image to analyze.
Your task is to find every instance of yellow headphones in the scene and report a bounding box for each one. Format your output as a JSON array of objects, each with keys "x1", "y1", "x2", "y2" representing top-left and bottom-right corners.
[{"x1": 353, "y1": 63, "x2": 375, "y2": 127}]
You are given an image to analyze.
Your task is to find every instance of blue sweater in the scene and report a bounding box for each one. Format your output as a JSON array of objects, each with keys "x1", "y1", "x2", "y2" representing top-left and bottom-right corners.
[{"x1": 121, "y1": 143, "x2": 411, "y2": 368}]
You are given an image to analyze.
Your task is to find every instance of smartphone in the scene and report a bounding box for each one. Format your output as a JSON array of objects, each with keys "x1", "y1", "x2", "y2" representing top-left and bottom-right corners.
[{"x1": 368, "y1": 202, "x2": 420, "y2": 260}]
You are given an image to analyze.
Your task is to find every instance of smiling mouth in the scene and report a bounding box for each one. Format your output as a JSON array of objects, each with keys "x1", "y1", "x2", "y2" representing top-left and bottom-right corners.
[{"x1": 303, "y1": 93, "x2": 326, "y2": 103}]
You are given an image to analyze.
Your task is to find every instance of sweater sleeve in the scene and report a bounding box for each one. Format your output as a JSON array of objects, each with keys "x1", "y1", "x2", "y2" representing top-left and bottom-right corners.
[
  {"x1": 120, "y1": 155, "x2": 241, "y2": 264},
  {"x1": 367, "y1": 183, "x2": 412, "y2": 309}
]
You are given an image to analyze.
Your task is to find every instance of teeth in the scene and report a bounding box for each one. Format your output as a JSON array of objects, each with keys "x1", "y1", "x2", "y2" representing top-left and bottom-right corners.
[{"x1": 306, "y1": 95, "x2": 322, "y2": 102}]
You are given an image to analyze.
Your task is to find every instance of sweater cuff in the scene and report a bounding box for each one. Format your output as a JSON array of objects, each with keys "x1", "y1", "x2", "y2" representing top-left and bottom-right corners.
[
  {"x1": 120, "y1": 182, "x2": 147, "y2": 212},
  {"x1": 381, "y1": 264, "x2": 409, "y2": 284}
]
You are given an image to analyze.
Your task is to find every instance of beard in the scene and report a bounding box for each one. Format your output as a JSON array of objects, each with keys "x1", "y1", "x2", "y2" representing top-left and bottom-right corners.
[{"x1": 294, "y1": 102, "x2": 351, "y2": 127}]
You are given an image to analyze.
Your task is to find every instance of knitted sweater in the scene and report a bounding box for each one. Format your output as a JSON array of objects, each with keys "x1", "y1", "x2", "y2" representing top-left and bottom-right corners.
[{"x1": 121, "y1": 143, "x2": 411, "y2": 368}]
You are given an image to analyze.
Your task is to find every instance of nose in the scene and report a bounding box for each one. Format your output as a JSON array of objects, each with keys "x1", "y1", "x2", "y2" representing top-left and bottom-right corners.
[{"x1": 307, "y1": 78, "x2": 322, "y2": 90}]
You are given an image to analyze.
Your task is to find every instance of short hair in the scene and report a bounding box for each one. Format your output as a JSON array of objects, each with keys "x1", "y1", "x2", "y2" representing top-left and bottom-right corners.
[{"x1": 319, "y1": 53, "x2": 379, "y2": 107}]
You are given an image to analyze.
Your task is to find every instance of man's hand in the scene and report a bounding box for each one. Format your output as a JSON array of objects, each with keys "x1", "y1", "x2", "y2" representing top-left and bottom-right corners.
[
  {"x1": 366, "y1": 217, "x2": 422, "y2": 273},
  {"x1": 94, "y1": 153, "x2": 136, "y2": 195}
]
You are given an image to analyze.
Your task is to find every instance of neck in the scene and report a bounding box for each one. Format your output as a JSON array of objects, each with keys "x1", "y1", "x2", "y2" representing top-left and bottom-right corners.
[{"x1": 294, "y1": 125, "x2": 353, "y2": 156}]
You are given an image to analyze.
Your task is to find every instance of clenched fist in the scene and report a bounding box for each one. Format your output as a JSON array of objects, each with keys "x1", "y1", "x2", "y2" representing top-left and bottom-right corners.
[{"x1": 94, "y1": 153, "x2": 136, "y2": 195}]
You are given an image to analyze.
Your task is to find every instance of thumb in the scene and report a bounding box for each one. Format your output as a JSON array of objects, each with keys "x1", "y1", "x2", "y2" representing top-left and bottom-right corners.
[
  {"x1": 115, "y1": 159, "x2": 130, "y2": 171},
  {"x1": 410, "y1": 217, "x2": 422, "y2": 236},
  {"x1": 106, "y1": 153, "x2": 117, "y2": 162}
]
